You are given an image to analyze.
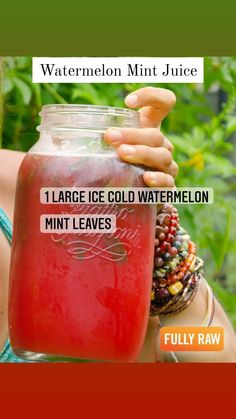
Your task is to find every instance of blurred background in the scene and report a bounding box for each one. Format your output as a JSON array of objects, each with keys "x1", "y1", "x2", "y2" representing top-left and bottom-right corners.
[{"x1": 0, "y1": 56, "x2": 236, "y2": 326}]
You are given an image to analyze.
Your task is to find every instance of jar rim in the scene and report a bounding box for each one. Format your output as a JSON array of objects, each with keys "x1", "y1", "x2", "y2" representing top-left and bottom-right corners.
[
  {"x1": 40, "y1": 104, "x2": 138, "y2": 117},
  {"x1": 38, "y1": 104, "x2": 140, "y2": 131}
]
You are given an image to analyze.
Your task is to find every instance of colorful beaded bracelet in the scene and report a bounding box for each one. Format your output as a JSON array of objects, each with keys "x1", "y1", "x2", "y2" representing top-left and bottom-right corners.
[{"x1": 150, "y1": 204, "x2": 204, "y2": 316}]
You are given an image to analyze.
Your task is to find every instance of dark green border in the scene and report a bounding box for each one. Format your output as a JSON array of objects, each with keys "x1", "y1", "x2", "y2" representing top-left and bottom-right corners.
[{"x1": 1, "y1": 1, "x2": 236, "y2": 55}]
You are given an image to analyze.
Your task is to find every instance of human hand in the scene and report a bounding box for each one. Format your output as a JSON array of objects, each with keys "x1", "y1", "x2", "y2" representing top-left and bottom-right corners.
[{"x1": 104, "y1": 86, "x2": 178, "y2": 187}]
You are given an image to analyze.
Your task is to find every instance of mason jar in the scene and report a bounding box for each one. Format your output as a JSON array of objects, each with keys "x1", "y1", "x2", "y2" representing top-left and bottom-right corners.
[{"x1": 8, "y1": 104, "x2": 156, "y2": 362}]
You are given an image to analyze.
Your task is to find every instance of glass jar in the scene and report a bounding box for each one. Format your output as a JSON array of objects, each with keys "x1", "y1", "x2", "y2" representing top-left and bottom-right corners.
[{"x1": 8, "y1": 104, "x2": 156, "y2": 362}]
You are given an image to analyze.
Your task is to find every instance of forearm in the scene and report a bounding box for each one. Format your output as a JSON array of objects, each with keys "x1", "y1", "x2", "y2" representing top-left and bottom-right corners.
[
  {"x1": 147, "y1": 203, "x2": 236, "y2": 363},
  {"x1": 0, "y1": 149, "x2": 25, "y2": 218},
  {"x1": 160, "y1": 278, "x2": 236, "y2": 362},
  {"x1": 0, "y1": 149, "x2": 25, "y2": 351}
]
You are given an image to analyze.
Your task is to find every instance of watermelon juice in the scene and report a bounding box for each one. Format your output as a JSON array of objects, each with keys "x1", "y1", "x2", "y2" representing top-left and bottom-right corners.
[{"x1": 9, "y1": 152, "x2": 156, "y2": 362}]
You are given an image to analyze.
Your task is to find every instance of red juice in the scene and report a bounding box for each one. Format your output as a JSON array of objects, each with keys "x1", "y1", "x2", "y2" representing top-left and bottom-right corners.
[{"x1": 9, "y1": 153, "x2": 156, "y2": 362}]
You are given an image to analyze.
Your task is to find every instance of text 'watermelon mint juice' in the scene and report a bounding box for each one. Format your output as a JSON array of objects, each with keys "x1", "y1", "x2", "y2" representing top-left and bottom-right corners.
[{"x1": 9, "y1": 105, "x2": 156, "y2": 362}]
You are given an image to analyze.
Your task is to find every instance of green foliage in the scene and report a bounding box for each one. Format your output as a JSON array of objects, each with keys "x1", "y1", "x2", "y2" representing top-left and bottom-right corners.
[{"x1": 0, "y1": 57, "x2": 236, "y2": 326}]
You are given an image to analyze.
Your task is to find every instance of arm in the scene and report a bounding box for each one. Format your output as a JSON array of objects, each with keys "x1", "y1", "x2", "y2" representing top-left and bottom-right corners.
[
  {"x1": 160, "y1": 279, "x2": 236, "y2": 362},
  {"x1": 0, "y1": 149, "x2": 25, "y2": 351}
]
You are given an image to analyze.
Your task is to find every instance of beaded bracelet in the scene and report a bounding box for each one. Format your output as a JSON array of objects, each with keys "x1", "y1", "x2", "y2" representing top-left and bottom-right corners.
[{"x1": 150, "y1": 204, "x2": 204, "y2": 316}]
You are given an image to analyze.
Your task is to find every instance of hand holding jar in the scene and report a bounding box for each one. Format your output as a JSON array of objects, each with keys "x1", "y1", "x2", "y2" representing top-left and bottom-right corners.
[{"x1": 105, "y1": 86, "x2": 178, "y2": 187}]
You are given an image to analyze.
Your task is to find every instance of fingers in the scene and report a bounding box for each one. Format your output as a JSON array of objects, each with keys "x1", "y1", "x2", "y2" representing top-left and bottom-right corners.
[
  {"x1": 143, "y1": 171, "x2": 175, "y2": 187},
  {"x1": 124, "y1": 86, "x2": 176, "y2": 127},
  {"x1": 125, "y1": 86, "x2": 176, "y2": 110},
  {"x1": 105, "y1": 87, "x2": 178, "y2": 188},
  {"x1": 168, "y1": 161, "x2": 179, "y2": 178},
  {"x1": 117, "y1": 144, "x2": 174, "y2": 174},
  {"x1": 104, "y1": 127, "x2": 173, "y2": 152},
  {"x1": 139, "y1": 106, "x2": 163, "y2": 128}
]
